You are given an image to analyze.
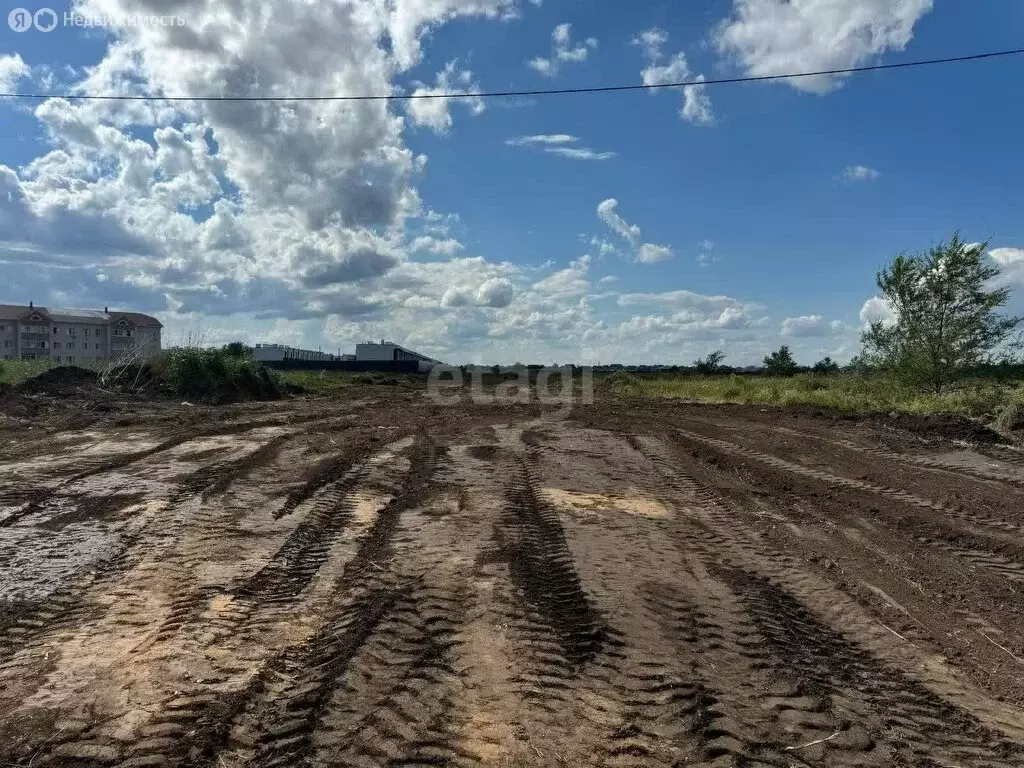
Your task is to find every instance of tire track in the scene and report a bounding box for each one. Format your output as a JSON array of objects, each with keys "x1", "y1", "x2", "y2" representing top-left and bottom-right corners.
[
  {"x1": 731, "y1": 571, "x2": 1024, "y2": 766},
  {"x1": 621, "y1": 435, "x2": 882, "y2": 765},
  {"x1": 171, "y1": 434, "x2": 292, "y2": 502},
  {"x1": 675, "y1": 427, "x2": 1022, "y2": 534},
  {"x1": 500, "y1": 458, "x2": 607, "y2": 667},
  {"x1": 661, "y1": 427, "x2": 1024, "y2": 592},
  {"x1": 766, "y1": 423, "x2": 1024, "y2": 489},
  {"x1": 131, "y1": 436, "x2": 443, "y2": 768}
]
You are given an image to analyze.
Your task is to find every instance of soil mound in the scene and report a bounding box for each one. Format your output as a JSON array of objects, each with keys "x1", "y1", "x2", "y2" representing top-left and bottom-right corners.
[{"x1": 15, "y1": 366, "x2": 100, "y2": 396}]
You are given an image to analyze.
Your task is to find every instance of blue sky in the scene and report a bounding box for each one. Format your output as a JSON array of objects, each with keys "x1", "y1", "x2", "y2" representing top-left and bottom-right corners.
[{"x1": 2, "y1": 0, "x2": 1023, "y2": 365}]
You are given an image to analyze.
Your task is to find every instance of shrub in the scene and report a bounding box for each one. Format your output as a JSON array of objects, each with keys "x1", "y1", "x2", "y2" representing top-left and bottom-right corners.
[{"x1": 149, "y1": 348, "x2": 280, "y2": 402}]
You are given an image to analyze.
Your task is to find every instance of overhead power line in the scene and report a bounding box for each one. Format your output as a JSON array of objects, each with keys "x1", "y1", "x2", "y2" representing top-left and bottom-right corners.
[{"x1": 1, "y1": 47, "x2": 1022, "y2": 102}]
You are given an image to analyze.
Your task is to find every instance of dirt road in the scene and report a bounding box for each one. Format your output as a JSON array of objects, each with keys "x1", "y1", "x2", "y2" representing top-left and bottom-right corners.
[{"x1": 2, "y1": 395, "x2": 1023, "y2": 766}]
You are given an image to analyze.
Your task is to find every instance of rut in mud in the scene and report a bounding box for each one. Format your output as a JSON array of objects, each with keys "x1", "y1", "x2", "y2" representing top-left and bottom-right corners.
[{"x1": 1, "y1": 396, "x2": 1023, "y2": 767}]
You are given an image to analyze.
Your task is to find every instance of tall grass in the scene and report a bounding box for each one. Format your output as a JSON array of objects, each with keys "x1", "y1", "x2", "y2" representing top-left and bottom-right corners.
[
  {"x1": 1, "y1": 349, "x2": 281, "y2": 402},
  {"x1": 150, "y1": 348, "x2": 280, "y2": 401},
  {"x1": 605, "y1": 372, "x2": 1024, "y2": 418}
]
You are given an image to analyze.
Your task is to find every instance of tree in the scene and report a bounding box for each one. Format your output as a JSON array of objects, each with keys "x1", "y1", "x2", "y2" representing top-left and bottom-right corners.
[
  {"x1": 694, "y1": 350, "x2": 726, "y2": 374},
  {"x1": 861, "y1": 233, "x2": 1022, "y2": 392},
  {"x1": 812, "y1": 357, "x2": 840, "y2": 375},
  {"x1": 222, "y1": 341, "x2": 252, "y2": 358},
  {"x1": 764, "y1": 345, "x2": 799, "y2": 376}
]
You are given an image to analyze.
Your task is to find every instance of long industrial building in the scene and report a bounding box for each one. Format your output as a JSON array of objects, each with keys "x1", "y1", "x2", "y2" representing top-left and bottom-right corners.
[
  {"x1": 0, "y1": 303, "x2": 162, "y2": 363},
  {"x1": 255, "y1": 340, "x2": 440, "y2": 372}
]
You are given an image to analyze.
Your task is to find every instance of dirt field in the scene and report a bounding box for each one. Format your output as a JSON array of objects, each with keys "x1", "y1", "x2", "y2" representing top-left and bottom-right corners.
[{"x1": 2, "y1": 392, "x2": 1024, "y2": 767}]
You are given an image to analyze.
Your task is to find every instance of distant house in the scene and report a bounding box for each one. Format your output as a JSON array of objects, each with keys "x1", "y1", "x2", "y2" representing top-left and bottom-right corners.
[{"x1": 0, "y1": 304, "x2": 162, "y2": 363}]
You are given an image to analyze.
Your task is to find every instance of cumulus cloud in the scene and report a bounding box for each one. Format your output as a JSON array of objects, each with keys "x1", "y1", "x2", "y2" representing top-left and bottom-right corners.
[
  {"x1": 597, "y1": 199, "x2": 673, "y2": 264},
  {"x1": 409, "y1": 235, "x2": 463, "y2": 256},
  {"x1": 406, "y1": 60, "x2": 485, "y2": 134},
  {"x1": 989, "y1": 247, "x2": 1024, "y2": 288},
  {"x1": 528, "y1": 23, "x2": 598, "y2": 77},
  {"x1": 0, "y1": 0, "x2": 877, "y2": 366},
  {"x1": 840, "y1": 165, "x2": 881, "y2": 183},
  {"x1": 860, "y1": 296, "x2": 897, "y2": 328},
  {"x1": 0, "y1": 0, "x2": 531, "y2": 323},
  {"x1": 634, "y1": 28, "x2": 713, "y2": 125},
  {"x1": 0, "y1": 54, "x2": 30, "y2": 92},
  {"x1": 715, "y1": 0, "x2": 934, "y2": 94},
  {"x1": 781, "y1": 314, "x2": 845, "y2": 337},
  {"x1": 637, "y1": 244, "x2": 673, "y2": 264}
]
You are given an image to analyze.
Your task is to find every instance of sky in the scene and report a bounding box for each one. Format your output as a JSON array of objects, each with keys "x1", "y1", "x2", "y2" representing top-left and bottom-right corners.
[{"x1": 1, "y1": 0, "x2": 1023, "y2": 366}]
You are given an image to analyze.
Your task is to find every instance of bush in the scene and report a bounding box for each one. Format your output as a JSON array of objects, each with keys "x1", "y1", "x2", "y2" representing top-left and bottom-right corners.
[
  {"x1": 995, "y1": 403, "x2": 1024, "y2": 433},
  {"x1": 149, "y1": 348, "x2": 280, "y2": 402}
]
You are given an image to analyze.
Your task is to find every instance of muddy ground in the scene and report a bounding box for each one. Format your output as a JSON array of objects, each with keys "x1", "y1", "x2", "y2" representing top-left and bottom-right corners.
[{"x1": 1, "y1": 392, "x2": 1023, "y2": 767}]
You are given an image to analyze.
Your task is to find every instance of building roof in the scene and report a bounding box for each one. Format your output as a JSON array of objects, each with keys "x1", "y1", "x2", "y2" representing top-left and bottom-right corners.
[
  {"x1": 0, "y1": 304, "x2": 162, "y2": 327},
  {"x1": 110, "y1": 312, "x2": 163, "y2": 328}
]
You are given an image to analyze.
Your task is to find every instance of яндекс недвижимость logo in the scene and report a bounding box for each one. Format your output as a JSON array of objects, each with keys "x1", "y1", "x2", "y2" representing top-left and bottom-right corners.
[{"x1": 9, "y1": 7, "x2": 185, "y2": 32}]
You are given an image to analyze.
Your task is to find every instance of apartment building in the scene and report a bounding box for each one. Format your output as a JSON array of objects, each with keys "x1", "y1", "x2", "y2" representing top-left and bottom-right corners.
[{"x1": 0, "y1": 304, "x2": 162, "y2": 364}]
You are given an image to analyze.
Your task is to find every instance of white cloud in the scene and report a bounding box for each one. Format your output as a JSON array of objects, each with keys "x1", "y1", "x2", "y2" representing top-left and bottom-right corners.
[
  {"x1": 410, "y1": 235, "x2": 463, "y2": 256},
  {"x1": 989, "y1": 247, "x2": 1024, "y2": 288},
  {"x1": 781, "y1": 314, "x2": 845, "y2": 337},
  {"x1": 637, "y1": 243, "x2": 673, "y2": 264},
  {"x1": 597, "y1": 199, "x2": 673, "y2": 264},
  {"x1": 506, "y1": 134, "x2": 577, "y2": 146},
  {"x1": 635, "y1": 29, "x2": 713, "y2": 125},
  {"x1": 508, "y1": 135, "x2": 616, "y2": 160},
  {"x1": 696, "y1": 240, "x2": 716, "y2": 267},
  {"x1": 860, "y1": 296, "x2": 897, "y2": 328},
  {"x1": 840, "y1": 165, "x2": 881, "y2": 183},
  {"x1": 406, "y1": 60, "x2": 485, "y2": 134},
  {"x1": 597, "y1": 199, "x2": 642, "y2": 244},
  {"x1": 633, "y1": 28, "x2": 670, "y2": 61},
  {"x1": 715, "y1": 0, "x2": 935, "y2": 94},
  {"x1": 0, "y1": 0, "x2": 893, "y2": 367},
  {"x1": 528, "y1": 23, "x2": 598, "y2": 77},
  {"x1": 989, "y1": 248, "x2": 1024, "y2": 266},
  {"x1": 545, "y1": 147, "x2": 616, "y2": 161},
  {"x1": 0, "y1": 54, "x2": 30, "y2": 92},
  {"x1": 476, "y1": 277, "x2": 515, "y2": 308}
]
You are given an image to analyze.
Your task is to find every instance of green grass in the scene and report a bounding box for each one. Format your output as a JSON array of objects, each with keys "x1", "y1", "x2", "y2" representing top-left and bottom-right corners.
[
  {"x1": 604, "y1": 372, "x2": 1024, "y2": 419},
  {"x1": 1, "y1": 350, "x2": 281, "y2": 403},
  {"x1": 148, "y1": 348, "x2": 281, "y2": 401},
  {"x1": 277, "y1": 370, "x2": 426, "y2": 395}
]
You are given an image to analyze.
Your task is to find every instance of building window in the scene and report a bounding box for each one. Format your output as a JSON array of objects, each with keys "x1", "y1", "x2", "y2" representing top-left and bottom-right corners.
[
  {"x1": 53, "y1": 342, "x2": 61, "y2": 349},
  {"x1": 68, "y1": 342, "x2": 75, "y2": 350},
  {"x1": 96, "y1": 344, "x2": 101, "y2": 350},
  {"x1": 3, "y1": 341, "x2": 9, "y2": 348}
]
